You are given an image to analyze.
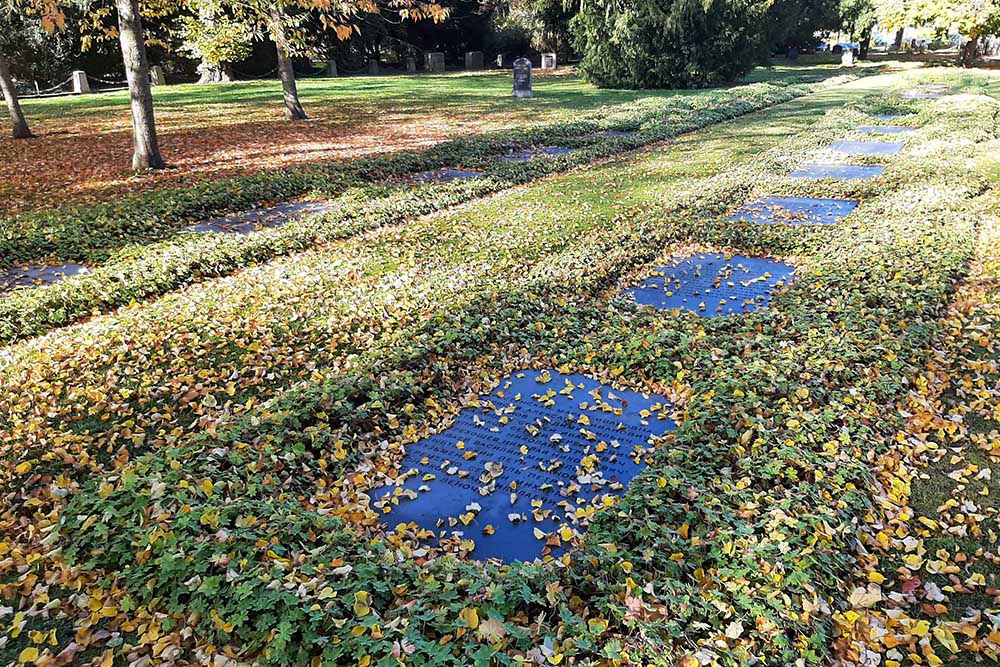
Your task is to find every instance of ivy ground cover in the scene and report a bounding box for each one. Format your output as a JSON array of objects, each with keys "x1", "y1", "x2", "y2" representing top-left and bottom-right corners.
[
  {"x1": 2, "y1": 71, "x2": 999, "y2": 666},
  {"x1": 0, "y1": 67, "x2": 867, "y2": 346}
]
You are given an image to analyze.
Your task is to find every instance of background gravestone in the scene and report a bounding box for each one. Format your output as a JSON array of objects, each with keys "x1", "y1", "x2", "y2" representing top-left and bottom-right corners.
[
  {"x1": 841, "y1": 50, "x2": 855, "y2": 67},
  {"x1": 425, "y1": 52, "x2": 446, "y2": 73},
  {"x1": 368, "y1": 59, "x2": 380, "y2": 76},
  {"x1": 149, "y1": 65, "x2": 166, "y2": 86},
  {"x1": 71, "y1": 70, "x2": 90, "y2": 94},
  {"x1": 513, "y1": 58, "x2": 533, "y2": 98},
  {"x1": 465, "y1": 51, "x2": 484, "y2": 70},
  {"x1": 406, "y1": 57, "x2": 417, "y2": 74},
  {"x1": 541, "y1": 53, "x2": 558, "y2": 69},
  {"x1": 326, "y1": 60, "x2": 338, "y2": 77}
]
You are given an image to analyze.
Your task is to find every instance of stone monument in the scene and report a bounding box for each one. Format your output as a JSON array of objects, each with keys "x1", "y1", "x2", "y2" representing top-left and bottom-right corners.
[
  {"x1": 71, "y1": 70, "x2": 90, "y2": 94},
  {"x1": 425, "y1": 52, "x2": 446, "y2": 73},
  {"x1": 150, "y1": 65, "x2": 166, "y2": 86},
  {"x1": 465, "y1": 51, "x2": 484, "y2": 70},
  {"x1": 513, "y1": 58, "x2": 532, "y2": 98},
  {"x1": 368, "y1": 59, "x2": 380, "y2": 75},
  {"x1": 541, "y1": 53, "x2": 557, "y2": 70},
  {"x1": 841, "y1": 49, "x2": 855, "y2": 67},
  {"x1": 326, "y1": 60, "x2": 338, "y2": 77}
]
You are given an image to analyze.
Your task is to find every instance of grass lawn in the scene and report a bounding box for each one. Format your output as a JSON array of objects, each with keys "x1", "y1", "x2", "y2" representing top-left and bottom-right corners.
[
  {"x1": 0, "y1": 61, "x2": 853, "y2": 214},
  {"x1": 2, "y1": 67, "x2": 1000, "y2": 666}
]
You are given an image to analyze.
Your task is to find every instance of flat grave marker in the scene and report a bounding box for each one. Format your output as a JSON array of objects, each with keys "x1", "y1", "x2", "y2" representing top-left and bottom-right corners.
[
  {"x1": 856, "y1": 125, "x2": 916, "y2": 136},
  {"x1": 730, "y1": 196, "x2": 858, "y2": 226},
  {"x1": 1, "y1": 262, "x2": 90, "y2": 294},
  {"x1": 502, "y1": 146, "x2": 574, "y2": 162},
  {"x1": 594, "y1": 130, "x2": 637, "y2": 139},
  {"x1": 829, "y1": 140, "x2": 904, "y2": 155},
  {"x1": 372, "y1": 369, "x2": 675, "y2": 562},
  {"x1": 409, "y1": 169, "x2": 486, "y2": 183},
  {"x1": 901, "y1": 90, "x2": 942, "y2": 100},
  {"x1": 624, "y1": 253, "x2": 795, "y2": 317},
  {"x1": 790, "y1": 164, "x2": 886, "y2": 180},
  {"x1": 870, "y1": 114, "x2": 908, "y2": 121},
  {"x1": 188, "y1": 201, "x2": 336, "y2": 235}
]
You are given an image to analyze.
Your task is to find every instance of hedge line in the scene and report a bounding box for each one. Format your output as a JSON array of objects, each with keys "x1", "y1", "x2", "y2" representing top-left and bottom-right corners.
[
  {"x1": 48, "y1": 91, "x2": 1000, "y2": 666},
  {"x1": 0, "y1": 73, "x2": 867, "y2": 345}
]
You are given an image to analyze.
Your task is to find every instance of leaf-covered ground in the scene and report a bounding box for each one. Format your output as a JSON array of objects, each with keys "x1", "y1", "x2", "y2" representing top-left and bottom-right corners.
[
  {"x1": 0, "y1": 65, "x2": 840, "y2": 215},
  {"x1": 835, "y1": 175, "x2": 1000, "y2": 665},
  {"x1": 3, "y1": 69, "x2": 1000, "y2": 667}
]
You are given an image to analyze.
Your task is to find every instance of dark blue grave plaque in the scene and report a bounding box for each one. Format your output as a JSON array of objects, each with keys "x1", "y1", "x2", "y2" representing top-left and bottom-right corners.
[
  {"x1": 372, "y1": 369, "x2": 675, "y2": 562},
  {"x1": 0, "y1": 262, "x2": 90, "y2": 294},
  {"x1": 790, "y1": 164, "x2": 886, "y2": 180},
  {"x1": 189, "y1": 201, "x2": 336, "y2": 235},
  {"x1": 624, "y1": 253, "x2": 795, "y2": 316},
  {"x1": 830, "y1": 140, "x2": 904, "y2": 155},
  {"x1": 730, "y1": 196, "x2": 858, "y2": 226},
  {"x1": 857, "y1": 125, "x2": 916, "y2": 136},
  {"x1": 410, "y1": 169, "x2": 485, "y2": 183},
  {"x1": 502, "y1": 146, "x2": 574, "y2": 162}
]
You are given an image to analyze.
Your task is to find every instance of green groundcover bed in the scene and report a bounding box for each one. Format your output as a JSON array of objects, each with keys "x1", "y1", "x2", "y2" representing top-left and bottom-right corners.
[
  {"x1": 2, "y1": 73, "x2": 999, "y2": 667},
  {"x1": 0, "y1": 70, "x2": 860, "y2": 345}
]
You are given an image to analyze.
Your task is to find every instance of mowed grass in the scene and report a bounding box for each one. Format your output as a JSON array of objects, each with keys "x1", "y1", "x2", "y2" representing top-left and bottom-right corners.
[{"x1": 0, "y1": 62, "x2": 850, "y2": 214}]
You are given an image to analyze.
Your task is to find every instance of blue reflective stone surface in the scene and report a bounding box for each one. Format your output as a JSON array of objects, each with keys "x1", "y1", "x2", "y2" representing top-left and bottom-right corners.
[
  {"x1": 372, "y1": 369, "x2": 675, "y2": 562},
  {"x1": 830, "y1": 140, "x2": 904, "y2": 155},
  {"x1": 790, "y1": 164, "x2": 886, "y2": 179},
  {"x1": 410, "y1": 169, "x2": 485, "y2": 183},
  {"x1": 730, "y1": 196, "x2": 858, "y2": 226},
  {"x1": 857, "y1": 125, "x2": 916, "y2": 135},
  {"x1": 502, "y1": 146, "x2": 574, "y2": 161},
  {"x1": 624, "y1": 253, "x2": 795, "y2": 317}
]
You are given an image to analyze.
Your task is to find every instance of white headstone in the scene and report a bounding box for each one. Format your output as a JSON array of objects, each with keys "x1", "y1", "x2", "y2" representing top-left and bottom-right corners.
[
  {"x1": 71, "y1": 70, "x2": 90, "y2": 94},
  {"x1": 541, "y1": 53, "x2": 557, "y2": 70},
  {"x1": 841, "y1": 50, "x2": 855, "y2": 67},
  {"x1": 513, "y1": 58, "x2": 532, "y2": 98},
  {"x1": 150, "y1": 65, "x2": 166, "y2": 86}
]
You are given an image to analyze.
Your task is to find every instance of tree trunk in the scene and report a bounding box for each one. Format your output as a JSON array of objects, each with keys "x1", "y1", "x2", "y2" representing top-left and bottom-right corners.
[
  {"x1": 893, "y1": 28, "x2": 904, "y2": 50},
  {"x1": 859, "y1": 27, "x2": 872, "y2": 60},
  {"x1": 271, "y1": 5, "x2": 306, "y2": 121},
  {"x1": 116, "y1": 0, "x2": 165, "y2": 170},
  {"x1": 0, "y1": 52, "x2": 32, "y2": 139},
  {"x1": 961, "y1": 37, "x2": 979, "y2": 68}
]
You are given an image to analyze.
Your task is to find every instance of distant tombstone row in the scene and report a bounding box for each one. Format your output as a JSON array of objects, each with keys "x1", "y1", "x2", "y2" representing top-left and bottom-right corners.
[{"x1": 70, "y1": 66, "x2": 166, "y2": 94}]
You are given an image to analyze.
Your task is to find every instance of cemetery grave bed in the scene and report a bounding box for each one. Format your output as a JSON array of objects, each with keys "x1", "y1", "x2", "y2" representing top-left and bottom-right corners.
[
  {"x1": 0, "y1": 71, "x2": 869, "y2": 344},
  {"x1": 2, "y1": 75, "x2": 998, "y2": 666}
]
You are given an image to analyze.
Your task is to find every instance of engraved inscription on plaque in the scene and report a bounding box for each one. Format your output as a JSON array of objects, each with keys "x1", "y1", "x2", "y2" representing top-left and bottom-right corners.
[
  {"x1": 371, "y1": 370, "x2": 675, "y2": 562},
  {"x1": 625, "y1": 253, "x2": 795, "y2": 317}
]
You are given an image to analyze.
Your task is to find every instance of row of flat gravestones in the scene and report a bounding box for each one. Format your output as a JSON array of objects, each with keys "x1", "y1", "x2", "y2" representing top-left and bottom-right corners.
[
  {"x1": 372, "y1": 87, "x2": 941, "y2": 562},
  {"x1": 0, "y1": 89, "x2": 939, "y2": 564},
  {"x1": 0, "y1": 84, "x2": 945, "y2": 295}
]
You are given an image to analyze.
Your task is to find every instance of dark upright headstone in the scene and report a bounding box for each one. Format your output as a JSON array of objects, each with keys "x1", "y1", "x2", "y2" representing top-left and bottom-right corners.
[
  {"x1": 465, "y1": 51, "x2": 484, "y2": 70},
  {"x1": 786, "y1": 47, "x2": 799, "y2": 60},
  {"x1": 425, "y1": 52, "x2": 446, "y2": 73},
  {"x1": 513, "y1": 58, "x2": 532, "y2": 99}
]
